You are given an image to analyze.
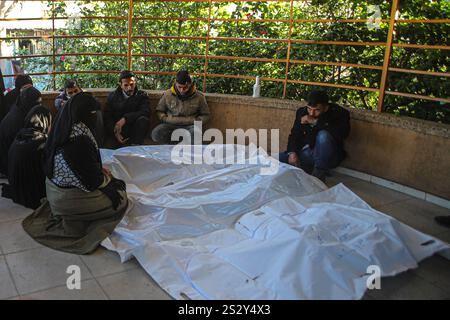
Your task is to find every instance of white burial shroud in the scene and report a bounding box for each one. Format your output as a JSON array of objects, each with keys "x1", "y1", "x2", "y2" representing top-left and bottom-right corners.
[{"x1": 100, "y1": 145, "x2": 449, "y2": 300}]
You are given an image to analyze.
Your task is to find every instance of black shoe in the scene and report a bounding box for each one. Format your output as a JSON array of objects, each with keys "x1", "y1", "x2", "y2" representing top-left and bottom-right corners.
[{"x1": 435, "y1": 216, "x2": 450, "y2": 228}]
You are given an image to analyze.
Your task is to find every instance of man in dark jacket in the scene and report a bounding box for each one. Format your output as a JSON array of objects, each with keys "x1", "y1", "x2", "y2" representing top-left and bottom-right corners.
[
  {"x1": 54, "y1": 79, "x2": 82, "y2": 111},
  {"x1": 279, "y1": 90, "x2": 350, "y2": 182},
  {"x1": 1, "y1": 74, "x2": 33, "y2": 122},
  {"x1": 104, "y1": 71, "x2": 150, "y2": 147}
]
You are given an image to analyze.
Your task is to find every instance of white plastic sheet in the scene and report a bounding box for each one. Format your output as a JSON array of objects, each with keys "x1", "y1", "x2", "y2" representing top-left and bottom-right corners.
[{"x1": 100, "y1": 145, "x2": 449, "y2": 300}]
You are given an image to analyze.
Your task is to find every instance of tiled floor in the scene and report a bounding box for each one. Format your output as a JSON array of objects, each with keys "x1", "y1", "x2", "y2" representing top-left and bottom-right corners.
[{"x1": 1, "y1": 173, "x2": 449, "y2": 300}]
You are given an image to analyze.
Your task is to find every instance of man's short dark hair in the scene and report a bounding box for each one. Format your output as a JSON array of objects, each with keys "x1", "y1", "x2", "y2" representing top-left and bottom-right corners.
[
  {"x1": 15, "y1": 74, "x2": 33, "y2": 89},
  {"x1": 64, "y1": 79, "x2": 78, "y2": 89},
  {"x1": 119, "y1": 70, "x2": 135, "y2": 82},
  {"x1": 307, "y1": 90, "x2": 329, "y2": 107},
  {"x1": 176, "y1": 70, "x2": 191, "y2": 85}
]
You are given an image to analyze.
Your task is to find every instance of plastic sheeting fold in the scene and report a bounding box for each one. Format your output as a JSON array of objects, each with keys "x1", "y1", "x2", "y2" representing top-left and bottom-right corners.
[{"x1": 100, "y1": 145, "x2": 449, "y2": 300}]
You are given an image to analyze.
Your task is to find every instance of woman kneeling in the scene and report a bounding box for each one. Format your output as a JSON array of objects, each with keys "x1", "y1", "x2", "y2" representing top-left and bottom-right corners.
[{"x1": 23, "y1": 92, "x2": 128, "y2": 254}]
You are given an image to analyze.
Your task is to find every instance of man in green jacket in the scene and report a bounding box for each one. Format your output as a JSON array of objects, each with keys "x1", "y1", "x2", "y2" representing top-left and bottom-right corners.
[{"x1": 152, "y1": 70, "x2": 210, "y2": 144}]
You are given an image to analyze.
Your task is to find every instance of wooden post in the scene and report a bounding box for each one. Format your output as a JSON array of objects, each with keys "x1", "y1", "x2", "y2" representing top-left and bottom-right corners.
[
  {"x1": 51, "y1": 1, "x2": 56, "y2": 90},
  {"x1": 283, "y1": 0, "x2": 294, "y2": 99},
  {"x1": 127, "y1": 0, "x2": 133, "y2": 71},
  {"x1": 203, "y1": 0, "x2": 212, "y2": 93},
  {"x1": 377, "y1": 0, "x2": 399, "y2": 112}
]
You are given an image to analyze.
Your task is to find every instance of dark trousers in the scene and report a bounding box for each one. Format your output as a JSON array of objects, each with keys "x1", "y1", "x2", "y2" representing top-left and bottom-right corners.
[
  {"x1": 122, "y1": 116, "x2": 149, "y2": 145},
  {"x1": 279, "y1": 130, "x2": 342, "y2": 174}
]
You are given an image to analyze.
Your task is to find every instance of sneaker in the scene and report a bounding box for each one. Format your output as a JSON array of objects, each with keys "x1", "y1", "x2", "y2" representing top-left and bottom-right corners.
[{"x1": 434, "y1": 216, "x2": 450, "y2": 228}]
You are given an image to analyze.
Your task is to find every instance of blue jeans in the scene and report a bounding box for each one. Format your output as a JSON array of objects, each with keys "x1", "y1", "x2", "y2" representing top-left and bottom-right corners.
[{"x1": 279, "y1": 130, "x2": 342, "y2": 174}]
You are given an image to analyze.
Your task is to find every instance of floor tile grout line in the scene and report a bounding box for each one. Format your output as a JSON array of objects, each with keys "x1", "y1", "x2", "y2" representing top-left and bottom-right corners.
[
  {"x1": 78, "y1": 255, "x2": 112, "y2": 300},
  {"x1": 90, "y1": 262, "x2": 173, "y2": 300},
  {"x1": 2, "y1": 245, "x2": 45, "y2": 256},
  {"x1": 3, "y1": 247, "x2": 100, "y2": 298},
  {"x1": 369, "y1": 197, "x2": 414, "y2": 210},
  {"x1": 336, "y1": 169, "x2": 450, "y2": 210},
  {"x1": 93, "y1": 266, "x2": 139, "y2": 281},
  {"x1": 3, "y1": 254, "x2": 20, "y2": 299},
  {"x1": 409, "y1": 267, "x2": 450, "y2": 298},
  {"x1": 411, "y1": 270, "x2": 450, "y2": 297},
  {"x1": 11, "y1": 255, "x2": 98, "y2": 298},
  {"x1": 9, "y1": 279, "x2": 102, "y2": 299},
  {"x1": 372, "y1": 197, "x2": 417, "y2": 211},
  {"x1": 342, "y1": 181, "x2": 415, "y2": 206},
  {"x1": 4, "y1": 244, "x2": 137, "y2": 298}
]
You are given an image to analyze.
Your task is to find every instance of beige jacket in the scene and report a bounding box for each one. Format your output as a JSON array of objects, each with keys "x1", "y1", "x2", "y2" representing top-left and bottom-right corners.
[{"x1": 156, "y1": 87, "x2": 210, "y2": 126}]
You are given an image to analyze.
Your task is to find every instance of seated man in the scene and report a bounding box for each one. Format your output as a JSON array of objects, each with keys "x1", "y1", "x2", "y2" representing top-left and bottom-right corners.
[
  {"x1": 152, "y1": 70, "x2": 210, "y2": 144},
  {"x1": 54, "y1": 79, "x2": 82, "y2": 111},
  {"x1": 1, "y1": 74, "x2": 33, "y2": 122},
  {"x1": 279, "y1": 90, "x2": 350, "y2": 182},
  {"x1": 104, "y1": 71, "x2": 150, "y2": 147},
  {"x1": 54, "y1": 79, "x2": 104, "y2": 146}
]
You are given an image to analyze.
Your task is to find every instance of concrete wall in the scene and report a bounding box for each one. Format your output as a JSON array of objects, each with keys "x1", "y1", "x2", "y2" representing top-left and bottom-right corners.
[{"x1": 41, "y1": 89, "x2": 450, "y2": 200}]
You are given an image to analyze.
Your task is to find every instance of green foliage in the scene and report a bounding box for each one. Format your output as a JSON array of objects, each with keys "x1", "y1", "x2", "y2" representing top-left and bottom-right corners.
[{"x1": 13, "y1": 0, "x2": 450, "y2": 123}]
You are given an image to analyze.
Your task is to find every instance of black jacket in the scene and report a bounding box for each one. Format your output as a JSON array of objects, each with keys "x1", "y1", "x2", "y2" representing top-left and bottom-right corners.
[
  {"x1": 104, "y1": 87, "x2": 150, "y2": 129},
  {"x1": 287, "y1": 103, "x2": 350, "y2": 156},
  {"x1": 54, "y1": 90, "x2": 70, "y2": 111}
]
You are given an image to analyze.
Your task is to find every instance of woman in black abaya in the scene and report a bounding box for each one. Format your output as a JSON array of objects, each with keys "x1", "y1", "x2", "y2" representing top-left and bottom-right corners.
[
  {"x1": 1, "y1": 105, "x2": 52, "y2": 209},
  {"x1": 22, "y1": 92, "x2": 128, "y2": 255},
  {"x1": 0, "y1": 86, "x2": 41, "y2": 175}
]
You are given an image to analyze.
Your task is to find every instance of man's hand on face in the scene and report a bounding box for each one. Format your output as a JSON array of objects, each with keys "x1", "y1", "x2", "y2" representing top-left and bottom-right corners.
[
  {"x1": 303, "y1": 104, "x2": 327, "y2": 125},
  {"x1": 66, "y1": 86, "x2": 81, "y2": 99},
  {"x1": 301, "y1": 115, "x2": 318, "y2": 125},
  {"x1": 114, "y1": 117, "x2": 127, "y2": 144},
  {"x1": 288, "y1": 152, "x2": 300, "y2": 167}
]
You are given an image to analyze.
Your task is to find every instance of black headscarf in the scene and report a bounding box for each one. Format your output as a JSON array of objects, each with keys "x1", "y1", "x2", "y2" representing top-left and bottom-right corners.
[
  {"x1": 15, "y1": 75, "x2": 33, "y2": 90},
  {"x1": 2, "y1": 105, "x2": 51, "y2": 209},
  {"x1": 0, "y1": 86, "x2": 42, "y2": 175},
  {"x1": 16, "y1": 105, "x2": 52, "y2": 144},
  {"x1": 44, "y1": 92, "x2": 98, "y2": 179},
  {"x1": 17, "y1": 86, "x2": 41, "y2": 115}
]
